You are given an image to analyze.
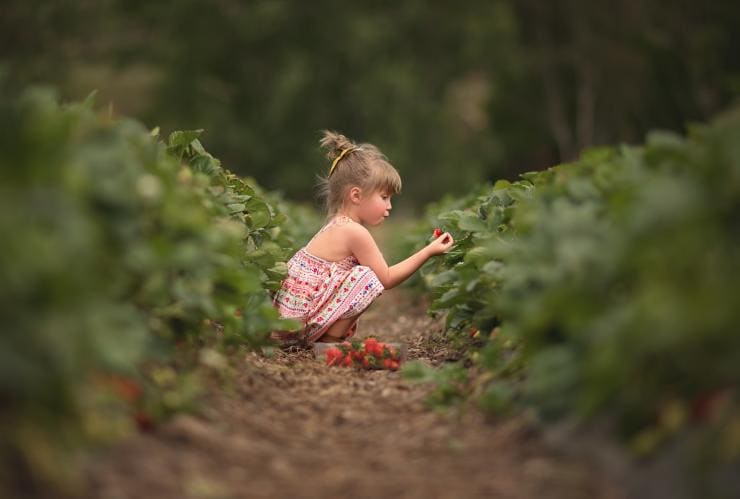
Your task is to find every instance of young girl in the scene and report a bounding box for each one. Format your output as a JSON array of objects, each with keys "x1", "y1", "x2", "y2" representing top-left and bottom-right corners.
[{"x1": 272, "y1": 131, "x2": 454, "y2": 345}]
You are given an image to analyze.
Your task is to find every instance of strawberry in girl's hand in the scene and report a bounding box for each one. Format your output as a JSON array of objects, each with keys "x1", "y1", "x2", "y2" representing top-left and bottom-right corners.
[{"x1": 432, "y1": 227, "x2": 451, "y2": 244}]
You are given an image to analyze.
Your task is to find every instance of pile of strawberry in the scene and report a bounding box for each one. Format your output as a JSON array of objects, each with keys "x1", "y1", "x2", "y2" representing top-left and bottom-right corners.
[{"x1": 324, "y1": 337, "x2": 402, "y2": 370}]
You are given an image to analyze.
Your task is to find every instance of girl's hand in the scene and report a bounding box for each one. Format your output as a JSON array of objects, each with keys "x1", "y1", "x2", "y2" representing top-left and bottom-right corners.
[{"x1": 427, "y1": 231, "x2": 454, "y2": 256}]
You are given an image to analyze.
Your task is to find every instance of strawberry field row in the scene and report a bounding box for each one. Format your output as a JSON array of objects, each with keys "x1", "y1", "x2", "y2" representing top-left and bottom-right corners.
[
  {"x1": 0, "y1": 88, "x2": 318, "y2": 493},
  {"x1": 404, "y1": 107, "x2": 740, "y2": 475}
]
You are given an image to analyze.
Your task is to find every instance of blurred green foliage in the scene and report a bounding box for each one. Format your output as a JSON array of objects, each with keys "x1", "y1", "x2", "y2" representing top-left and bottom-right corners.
[
  {"x1": 0, "y1": 86, "x2": 318, "y2": 495},
  {"x1": 408, "y1": 106, "x2": 740, "y2": 473},
  {"x1": 2, "y1": 0, "x2": 739, "y2": 210}
]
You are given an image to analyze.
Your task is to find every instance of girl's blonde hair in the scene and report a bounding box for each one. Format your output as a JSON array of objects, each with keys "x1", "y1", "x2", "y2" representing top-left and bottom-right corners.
[{"x1": 317, "y1": 130, "x2": 402, "y2": 217}]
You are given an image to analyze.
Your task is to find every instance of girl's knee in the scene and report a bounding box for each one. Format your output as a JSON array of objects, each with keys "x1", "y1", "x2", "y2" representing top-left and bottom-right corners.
[{"x1": 354, "y1": 265, "x2": 383, "y2": 285}]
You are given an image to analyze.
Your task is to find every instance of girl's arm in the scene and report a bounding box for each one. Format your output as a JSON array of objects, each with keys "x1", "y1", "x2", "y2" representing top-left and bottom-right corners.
[{"x1": 347, "y1": 224, "x2": 454, "y2": 289}]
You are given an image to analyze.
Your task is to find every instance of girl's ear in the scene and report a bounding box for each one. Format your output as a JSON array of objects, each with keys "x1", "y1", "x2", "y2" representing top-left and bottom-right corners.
[{"x1": 348, "y1": 186, "x2": 363, "y2": 204}]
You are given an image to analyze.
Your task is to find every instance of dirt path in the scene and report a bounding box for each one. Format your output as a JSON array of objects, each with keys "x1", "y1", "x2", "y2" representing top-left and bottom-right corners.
[{"x1": 84, "y1": 290, "x2": 623, "y2": 499}]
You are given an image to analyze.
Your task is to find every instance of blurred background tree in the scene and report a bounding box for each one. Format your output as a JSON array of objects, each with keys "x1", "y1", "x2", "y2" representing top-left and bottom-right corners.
[{"x1": 2, "y1": 0, "x2": 738, "y2": 212}]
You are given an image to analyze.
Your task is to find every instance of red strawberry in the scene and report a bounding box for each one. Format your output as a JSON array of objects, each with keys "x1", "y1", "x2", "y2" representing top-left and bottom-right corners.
[
  {"x1": 361, "y1": 357, "x2": 370, "y2": 369},
  {"x1": 691, "y1": 389, "x2": 729, "y2": 423},
  {"x1": 433, "y1": 227, "x2": 452, "y2": 244},
  {"x1": 342, "y1": 354, "x2": 354, "y2": 367},
  {"x1": 110, "y1": 375, "x2": 142, "y2": 403},
  {"x1": 381, "y1": 344, "x2": 392, "y2": 359},
  {"x1": 374, "y1": 345, "x2": 385, "y2": 357},
  {"x1": 325, "y1": 347, "x2": 342, "y2": 366},
  {"x1": 390, "y1": 360, "x2": 399, "y2": 371},
  {"x1": 383, "y1": 358, "x2": 393, "y2": 370},
  {"x1": 364, "y1": 338, "x2": 383, "y2": 357},
  {"x1": 134, "y1": 411, "x2": 154, "y2": 432}
]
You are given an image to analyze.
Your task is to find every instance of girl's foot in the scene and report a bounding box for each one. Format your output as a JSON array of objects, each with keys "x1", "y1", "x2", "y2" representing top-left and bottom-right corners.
[{"x1": 271, "y1": 330, "x2": 309, "y2": 350}]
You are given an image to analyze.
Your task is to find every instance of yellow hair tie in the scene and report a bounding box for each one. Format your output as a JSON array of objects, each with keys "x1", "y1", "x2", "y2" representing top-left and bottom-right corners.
[{"x1": 329, "y1": 147, "x2": 357, "y2": 176}]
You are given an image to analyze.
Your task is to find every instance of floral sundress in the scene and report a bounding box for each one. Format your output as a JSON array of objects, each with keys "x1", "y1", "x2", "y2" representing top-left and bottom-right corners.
[{"x1": 272, "y1": 215, "x2": 384, "y2": 344}]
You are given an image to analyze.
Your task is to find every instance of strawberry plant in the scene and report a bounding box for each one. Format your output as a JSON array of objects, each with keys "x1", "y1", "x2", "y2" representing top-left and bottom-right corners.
[
  {"x1": 0, "y1": 86, "x2": 316, "y2": 494},
  {"x1": 412, "y1": 106, "x2": 740, "y2": 472}
]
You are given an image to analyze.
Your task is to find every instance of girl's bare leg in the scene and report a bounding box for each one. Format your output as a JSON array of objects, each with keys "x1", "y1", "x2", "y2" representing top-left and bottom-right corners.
[{"x1": 317, "y1": 314, "x2": 362, "y2": 342}]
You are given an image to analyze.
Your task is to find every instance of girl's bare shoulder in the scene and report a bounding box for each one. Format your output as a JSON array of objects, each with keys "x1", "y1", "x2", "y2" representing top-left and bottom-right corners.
[
  {"x1": 316, "y1": 220, "x2": 369, "y2": 252},
  {"x1": 332, "y1": 218, "x2": 369, "y2": 238}
]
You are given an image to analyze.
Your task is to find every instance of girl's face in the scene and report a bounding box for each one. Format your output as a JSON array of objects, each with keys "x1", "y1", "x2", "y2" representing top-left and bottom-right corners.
[{"x1": 358, "y1": 189, "x2": 392, "y2": 226}]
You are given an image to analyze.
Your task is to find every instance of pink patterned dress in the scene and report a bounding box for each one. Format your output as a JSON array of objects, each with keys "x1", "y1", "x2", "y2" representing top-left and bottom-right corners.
[{"x1": 272, "y1": 215, "x2": 384, "y2": 344}]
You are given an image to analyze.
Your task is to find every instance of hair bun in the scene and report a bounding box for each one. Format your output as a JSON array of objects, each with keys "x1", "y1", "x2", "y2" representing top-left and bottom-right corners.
[{"x1": 319, "y1": 130, "x2": 356, "y2": 161}]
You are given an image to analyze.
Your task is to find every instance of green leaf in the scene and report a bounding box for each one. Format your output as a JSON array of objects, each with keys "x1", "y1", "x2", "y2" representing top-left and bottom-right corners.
[
  {"x1": 227, "y1": 203, "x2": 246, "y2": 214},
  {"x1": 247, "y1": 209, "x2": 271, "y2": 228},
  {"x1": 265, "y1": 262, "x2": 288, "y2": 279},
  {"x1": 82, "y1": 89, "x2": 98, "y2": 108},
  {"x1": 245, "y1": 198, "x2": 271, "y2": 228},
  {"x1": 401, "y1": 360, "x2": 436, "y2": 382},
  {"x1": 457, "y1": 213, "x2": 487, "y2": 232},
  {"x1": 191, "y1": 155, "x2": 220, "y2": 176},
  {"x1": 428, "y1": 269, "x2": 458, "y2": 288},
  {"x1": 438, "y1": 210, "x2": 464, "y2": 225},
  {"x1": 478, "y1": 381, "x2": 513, "y2": 414},
  {"x1": 168, "y1": 129, "x2": 204, "y2": 148},
  {"x1": 190, "y1": 138, "x2": 208, "y2": 155}
]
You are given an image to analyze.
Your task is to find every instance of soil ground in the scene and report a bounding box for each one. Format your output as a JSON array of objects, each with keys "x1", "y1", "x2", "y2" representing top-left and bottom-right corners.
[{"x1": 83, "y1": 289, "x2": 625, "y2": 499}]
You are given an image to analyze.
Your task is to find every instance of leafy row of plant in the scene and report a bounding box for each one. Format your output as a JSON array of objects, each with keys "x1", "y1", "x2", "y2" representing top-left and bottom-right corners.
[
  {"x1": 0, "y1": 87, "x2": 319, "y2": 494},
  {"x1": 404, "y1": 107, "x2": 740, "y2": 468}
]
